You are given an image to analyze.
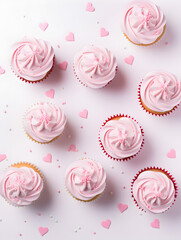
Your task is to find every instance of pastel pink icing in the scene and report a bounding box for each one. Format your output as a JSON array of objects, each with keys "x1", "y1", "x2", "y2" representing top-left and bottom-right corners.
[
  {"x1": 65, "y1": 159, "x2": 106, "y2": 201},
  {"x1": 0, "y1": 167, "x2": 43, "y2": 206},
  {"x1": 133, "y1": 170, "x2": 175, "y2": 213},
  {"x1": 100, "y1": 117, "x2": 143, "y2": 159},
  {"x1": 121, "y1": 1, "x2": 166, "y2": 45},
  {"x1": 140, "y1": 72, "x2": 181, "y2": 112},
  {"x1": 74, "y1": 46, "x2": 117, "y2": 88},
  {"x1": 11, "y1": 38, "x2": 54, "y2": 81},
  {"x1": 24, "y1": 102, "x2": 66, "y2": 143}
]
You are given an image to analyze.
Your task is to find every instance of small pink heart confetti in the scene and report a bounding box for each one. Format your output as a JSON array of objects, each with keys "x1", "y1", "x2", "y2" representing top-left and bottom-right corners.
[
  {"x1": 79, "y1": 109, "x2": 88, "y2": 119},
  {"x1": 118, "y1": 203, "x2": 128, "y2": 213},
  {"x1": 101, "y1": 219, "x2": 111, "y2": 229},
  {"x1": 150, "y1": 219, "x2": 160, "y2": 229},
  {"x1": 65, "y1": 32, "x2": 75, "y2": 41},
  {"x1": 43, "y1": 153, "x2": 52, "y2": 163},
  {"x1": 100, "y1": 27, "x2": 109, "y2": 37},
  {"x1": 67, "y1": 144, "x2": 78, "y2": 152},
  {"x1": 58, "y1": 61, "x2": 68, "y2": 70},
  {"x1": 0, "y1": 154, "x2": 7, "y2": 162},
  {"x1": 86, "y1": 2, "x2": 95, "y2": 12},
  {"x1": 45, "y1": 89, "x2": 55, "y2": 99},
  {"x1": 124, "y1": 55, "x2": 134, "y2": 65},
  {"x1": 38, "y1": 227, "x2": 49, "y2": 236},
  {"x1": 39, "y1": 22, "x2": 48, "y2": 31},
  {"x1": 167, "y1": 149, "x2": 176, "y2": 158},
  {"x1": 0, "y1": 66, "x2": 5, "y2": 74}
]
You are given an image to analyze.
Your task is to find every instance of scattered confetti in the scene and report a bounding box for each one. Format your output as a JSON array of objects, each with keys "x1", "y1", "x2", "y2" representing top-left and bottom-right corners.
[
  {"x1": 29, "y1": 150, "x2": 32, "y2": 153},
  {"x1": 57, "y1": 44, "x2": 60, "y2": 48},
  {"x1": 124, "y1": 55, "x2": 134, "y2": 65},
  {"x1": 123, "y1": 186, "x2": 126, "y2": 189},
  {"x1": 118, "y1": 203, "x2": 128, "y2": 213},
  {"x1": 79, "y1": 109, "x2": 88, "y2": 119},
  {"x1": 65, "y1": 32, "x2": 75, "y2": 41},
  {"x1": 58, "y1": 61, "x2": 68, "y2": 71},
  {"x1": 45, "y1": 89, "x2": 55, "y2": 99},
  {"x1": 80, "y1": 125, "x2": 83, "y2": 128},
  {"x1": 101, "y1": 219, "x2": 111, "y2": 229},
  {"x1": 57, "y1": 190, "x2": 61, "y2": 193},
  {"x1": 39, "y1": 22, "x2": 48, "y2": 31},
  {"x1": 83, "y1": 152, "x2": 87, "y2": 155},
  {"x1": 58, "y1": 165, "x2": 60, "y2": 168},
  {"x1": 37, "y1": 213, "x2": 41, "y2": 216},
  {"x1": 43, "y1": 153, "x2": 52, "y2": 163},
  {"x1": 0, "y1": 66, "x2": 5, "y2": 74},
  {"x1": 0, "y1": 154, "x2": 7, "y2": 162},
  {"x1": 62, "y1": 101, "x2": 66, "y2": 105},
  {"x1": 38, "y1": 227, "x2": 49, "y2": 236},
  {"x1": 93, "y1": 232, "x2": 96, "y2": 234},
  {"x1": 67, "y1": 144, "x2": 78, "y2": 152},
  {"x1": 86, "y1": 2, "x2": 95, "y2": 12},
  {"x1": 4, "y1": 110, "x2": 7, "y2": 114},
  {"x1": 100, "y1": 27, "x2": 109, "y2": 37},
  {"x1": 19, "y1": 233, "x2": 22, "y2": 236},
  {"x1": 150, "y1": 219, "x2": 160, "y2": 229},
  {"x1": 165, "y1": 42, "x2": 168, "y2": 45},
  {"x1": 167, "y1": 149, "x2": 176, "y2": 158}
]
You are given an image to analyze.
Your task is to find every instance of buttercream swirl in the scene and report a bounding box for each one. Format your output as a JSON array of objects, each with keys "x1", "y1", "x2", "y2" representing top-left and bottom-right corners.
[
  {"x1": 121, "y1": 1, "x2": 166, "y2": 45},
  {"x1": 0, "y1": 167, "x2": 43, "y2": 206},
  {"x1": 133, "y1": 170, "x2": 175, "y2": 213},
  {"x1": 140, "y1": 72, "x2": 181, "y2": 113},
  {"x1": 11, "y1": 37, "x2": 54, "y2": 81},
  {"x1": 74, "y1": 46, "x2": 117, "y2": 88},
  {"x1": 24, "y1": 102, "x2": 67, "y2": 143},
  {"x1": 65, "y1": 159, "x2": 106, "y2": 201},
  {"x1": 100, "y1": 117, "x2": 143, "y2": 159}
]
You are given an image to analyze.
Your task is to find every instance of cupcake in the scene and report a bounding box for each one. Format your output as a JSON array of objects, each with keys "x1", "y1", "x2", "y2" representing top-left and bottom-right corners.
[
  {"x1": 73, "y1": 45, "x2": 117, "y2": 88},
  {"x1": 131, "y1": 167, "x2": 177, "y2": 213},
  {"x1": 24, "y1": 102, "x2": 67, "y2": 143},
  {"x1": 139, "y1": 72, "x2": 181, "y2": 115},
  {"x1": 11, "y1": 37, "x2": 55, "y2": 83},
  {"x1": 121, "y1": 1, "x2": 166, "y2": 46},
  {"x1": 99, "y1": 114, "x2": 144, "y2": 161},
  {"x1": 65, "y1": 158, "x2": 106, "y2": 202},
  {"x1": 0, "y1": 162, "x2": 43, "y2": 206}
]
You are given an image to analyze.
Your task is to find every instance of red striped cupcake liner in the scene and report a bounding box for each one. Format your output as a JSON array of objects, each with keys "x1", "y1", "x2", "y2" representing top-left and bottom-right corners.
[
  {"x1": 73, "y1": 65, "x2": 118, "y2": 88},
  {"x1": 138, "y1": 81, "x2": 179, "y2": 116},
  {"x1": 11, "y1": 55, "x2": 55, "y2": 84},
  {"x1": 98, "y1": 114, "x2": 144, "y2": 162},
  {"x1": 131, "y1": 166, "x2": 178, "y2": 213}
]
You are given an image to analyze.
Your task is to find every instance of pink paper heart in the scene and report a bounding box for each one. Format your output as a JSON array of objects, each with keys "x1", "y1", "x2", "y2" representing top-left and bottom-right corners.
[
  {"x1": 86, "y1": 2, "x2": 95, "y2": 12},
  {"x1": 58, "y1": 61, "x2": 68, "y2": 70},
  {"x1": 38, "y1": 227, "x2": 49, "y2": 236},
  {"x1": 167, "y1": 149, "x2": 176, "y2": 158},
  {"x1": 65, "y1": 32, "x2": 75, "y2": 41},
  {"x1": 150, "y1": 219, "x2": 160, "y2": 229},
  {"x1": 79, "y1": 109, "x2": 88, "y2": 119},
  {"x1": 101, "y1": 219, "x2": 111, "y2": 229},
  {"x1": 67, "y1": 144, "x2": 78, "y2": 152},
  {"x1": 45, "y1": 89, "x2": 55, "y2": 99},
  {"x1": 0, "y1": 66, "x2": 5, "y2": 74},
  {"x1": 124, "y1": 55, "x2": 134, "y2": 65},
  {"x1": 43, "y1": 154, "x2": 52, "y2": 163},
  {"x1": 39, "y1": 22, "x2": 48, "y2": 31},
  {"x1": 0, "y1": 154, "x2": 7, "y2": 162},
  {"x1": 100, "y1": 28, "x2": 109, "y2": 37},
  {"x1": 118, "y1": 203, "x2": 128, "y2": 213}
]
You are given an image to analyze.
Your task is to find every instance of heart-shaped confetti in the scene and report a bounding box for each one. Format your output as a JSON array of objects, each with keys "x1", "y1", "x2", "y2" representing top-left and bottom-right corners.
[
  {"x1": 124, "y1": 55, "x2": 134, "y2": 65},
  {"x1": 58, "y1": 61, "x2": 68, "y2": 70},
  {"x1": 118, "y1": 203, "x2": 128, "y2": 213},
  {"x1": 65, "y1": 32, "x2": 75, "y2": 41},
  {"x1": 0, "y1": 154, "x2": 7, "y2": 162},
  {"x1": 38, "y1": 227, "x2": 49, "y2": 236},
  {"x1": 79, "y1": 109, "x2": 88, "y2": 119},
  {"x1": 150, "y1": 219, "x2": 160, "y2": 229},
  {"x1": 67, "y1": 144, "x2": 78, "y2": 152},
  {"x1": 101, "y1": 219, "x2": 111, "y2": 229},
  {"x1": 86, "y1": 2, "x2": 95, "y2": 12},
  {"x1": 0, "y1": 66, "x2": 5, "y2": 74},
  {"x1": 45, "y1": 89, "x2": 55, "y2": 99},
  {"x1": 100, "y1": 28, "x2": 109, "y2": 37},
  {"x1": 39, "y1": 22, "x2": 48, "y2": 31},
  {"x1": 43, "y1": 154, "x2": 52, "y2": 163},
  {"x1": 167, "y1": 149, "x2": 176, "y2": 158}
]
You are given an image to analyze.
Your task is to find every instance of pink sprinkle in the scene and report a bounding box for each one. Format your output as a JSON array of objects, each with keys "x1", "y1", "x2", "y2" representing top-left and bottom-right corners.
[
  {"x1": 57, "y1": 44, "x2": 60, "y2": 48},
  {"x1": 123, "y1": 186, "x2": 126, "y2": 189},
  {"x1": 84, "y1": 152, "x2": 87, "y2": 155},
  {"x1": 19, "y1": 234, "x2": 22, "y2": 236},
  {"x1": 24, "y1": 220, "x2": 27, "y2": 223},
  {"x1": 56, "y1": 159, "x2": 59, "y2": 162},
  {"x1": 37, "y1": 213, "x2": 41, "y2": 216},
  {"x1": 57, "y1": 190, "x2": 61, "y2": 193},
  {"x1": 80, "y1": 125, "x2": 83, "y2": 128},
  {"x1": 62, "y1": 101, "x2": 66, "y2": 105},
  {"x1": 67, "y1": 144, "x2": 78, "y2": 152},
  {"x1": 165, "y1": 42, "x2": 168, "y2": 45},
  {"x1": 4, "y1": 110, "x2": 7, "y2": 114},
  {"x1": 58, "y1": 165, "x2": 61, "y2": 168},
  {"x1": 93, "y1": 232, "x2": 96, "y2": 234},
  {"x1": 29, "y1": 150, "x2": 32, "y2": 152}
]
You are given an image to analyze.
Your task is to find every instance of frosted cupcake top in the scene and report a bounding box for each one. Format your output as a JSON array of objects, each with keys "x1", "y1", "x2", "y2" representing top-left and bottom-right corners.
[
  {"x1": 121, "y1": 1, "x2": 166, "y2": 45},
  {"x1": 74, "y1": 45, "x2": 117, "y2": 88},
  {"x1": 100, "y1": 117, "x2": 143, "y2": 159},
  {"x1": 0, "y1": 167, "x2": 43, "y2": 206},
  {"x1": 65, "y1": 159, "x2": 106, "y2": 201},
  {"x1": 132, "y1": 170, "x2": 175, "y2": 213},
  {"x1": 140, "y1": 72, "x2": 181, "y2": 113},
  {"x1": 24, "y1": 102, "x2": 66, "y2": 143},
  {"x1": 11, "y1": 37, "x2": 54, "y2": 81}
]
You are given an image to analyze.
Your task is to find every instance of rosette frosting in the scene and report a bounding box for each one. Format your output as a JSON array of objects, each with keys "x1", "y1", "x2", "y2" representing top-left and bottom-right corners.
[
  {"x1": 132, "y1": 170, "x2": 175, "y2": 213},
  {"x1": 11, "y1": 37, "x2": 54, "y2": 81},
  {"x1": 140, "y1": 72, "x2": 181, "y2": 113},
  {"x1": 121, "y1": 1, "x2": 166, "y2": 45},
  {"x1": 24, "y1": 102, "x2": 67, "y2": 143},
  {"x1": 100, "y1": 117, "x2": 143, "y2": 159},
  {"x1": 65, "y1": 159, "x2": 106, "y2": 201},
  {"x1": 0, "y1": 167, "x2": 43, "y2": 206},
  {"x1": 74, "y1": 46, "x2": 117, "y2": 88}
]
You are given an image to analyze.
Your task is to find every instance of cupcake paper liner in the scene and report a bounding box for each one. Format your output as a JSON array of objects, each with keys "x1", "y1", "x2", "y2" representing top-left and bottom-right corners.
[
  {"x1": 138, "y1": 81, "x2": 179, "y2": 116},
  {"x1": 73, "y1": 65, "x2": 118, "y2": 88},
  {"x1": 131, "y1": 166, "x2": 178, "y2": 213},
  {"x1": 98, "y1": 114, "x2": 144, "y2": 162},
  {"x1": 11, "y1": 56, "x2": 55, "y2": 84}
]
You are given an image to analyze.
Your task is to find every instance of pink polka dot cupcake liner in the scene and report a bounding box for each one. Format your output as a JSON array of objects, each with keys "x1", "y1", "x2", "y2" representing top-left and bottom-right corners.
[{"x1": 98, "y1": 114, "x2": 144, "y2": 162}]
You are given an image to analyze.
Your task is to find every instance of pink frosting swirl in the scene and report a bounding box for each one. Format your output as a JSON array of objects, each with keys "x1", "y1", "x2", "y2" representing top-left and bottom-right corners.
[
  {"x1": 24, "y1": 102, "x2": 66, "y2": 143},
  {"x1": 11, "y1": 37, "x2": 54, "y2": 81},
  {"x1": 100, "y1": 117, "x2": 143, "y2": 159},
  {"x1": 65, "y1": 159, "x2": 106, "y2": 201},
  {"x1": 121, "y1": 1, "x2": 166, "y2": 45},
  {"x1": 74, "y1": 46, "x2": 117, "y2": 88},
  {"x1": 133, "y1": 170, "x2": 175, "y2": 213},
  {"x1": 0, "y1": 167, "x2": 43, "y2": 206},
  {"x1": 140, "y1": 72, "x2": 181, "y2": 112}
]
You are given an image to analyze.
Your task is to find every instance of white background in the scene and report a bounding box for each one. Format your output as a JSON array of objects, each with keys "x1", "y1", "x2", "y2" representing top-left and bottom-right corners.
[{"x1": 0, "y1": 0, "x2": 181, "y2": 239}]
